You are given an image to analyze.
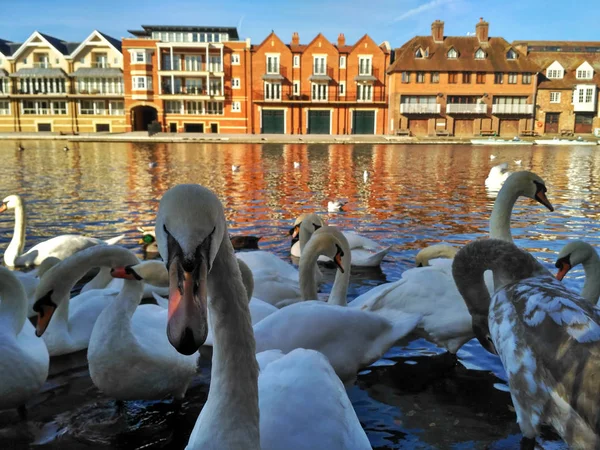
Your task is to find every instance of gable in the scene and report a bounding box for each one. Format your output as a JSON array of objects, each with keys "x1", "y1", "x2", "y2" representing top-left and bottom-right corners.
[
  {"x1": 349, "y1": 34, "x2": 385, "y2": 56},
  {"x1": 304, "y1": 33, "x2": 337, "y2": 54},
  {"x1": 254, "y1": 32, "x2": 290, "y2": 55},
  {"x1": 11, "y1": 31, "x2": 69, "y2": 60},
  {"x1": 575, "y1": 60, "x2": 594, "y2": 79},
  {"x1": 70, "y1": 30, "x2": 122, "y2": 58}
]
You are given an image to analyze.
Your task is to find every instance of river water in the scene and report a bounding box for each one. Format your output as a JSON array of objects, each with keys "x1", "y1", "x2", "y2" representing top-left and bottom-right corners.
[{"x1": 1, "y1": 140, "x2": 599, "y2": 449}]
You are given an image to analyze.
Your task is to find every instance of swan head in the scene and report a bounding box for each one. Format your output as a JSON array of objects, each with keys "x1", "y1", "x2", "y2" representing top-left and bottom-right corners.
[
  {"x1": 289, "y1": 213, "x2": 323, "y2": 242},
  {"x1": 0, "y1": 194, "x2": 22, "y2": 213},
  {"x1": 310, "y1": 226, "x2": 349, "y2": 273},
  {"x1": 155, "y1": 184, "x2": 227, "y2": 355},
  {"x1": 502, "y1": 171, "x2": 554, "y2": 212},
  {"x1": 555, "y1": 240, "x2": 596, "y2": 281},
  {"x1": 111, "y1": 260, "x2": 170, "y2": 287},
  {"x1": 415, "y1": 244, "x2": 459, "y2": 267}
]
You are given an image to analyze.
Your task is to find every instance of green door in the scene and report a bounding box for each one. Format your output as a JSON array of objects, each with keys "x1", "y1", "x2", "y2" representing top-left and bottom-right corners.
[
  {"x1": 353, "y1": 110, "x2": 375, "y2": 134},
  {"x1": 308, "y1": 110, "x2": 331, "y2": 134},
  {"x1": 262, "y1": 109, "x2": 284, "y2": 134}
]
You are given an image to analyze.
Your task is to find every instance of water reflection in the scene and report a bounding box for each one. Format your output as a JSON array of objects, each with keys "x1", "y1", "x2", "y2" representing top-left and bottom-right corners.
[{"x1": 0, "y1": 140, "x2": 597, "y2": 449}]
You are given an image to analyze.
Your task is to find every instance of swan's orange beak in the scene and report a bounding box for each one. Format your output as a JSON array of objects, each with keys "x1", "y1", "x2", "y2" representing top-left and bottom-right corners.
[
  {"x1": 290, "y1": 224, "x2": 300, "y2": 239},
  {"x1": 167, "y1": 256, "x2": 208, "y2": 355},
  {"x1": 32, "y1": 292, "x2": 57, "y2": 337},
  {"x1": 110, "y1": 266, "x2": 139, "y2": 280},
  {"x1": 535, "y1": 191, "x2": 554, "y2": 212},
  {"x1": 555, "y1": 262, "x2": 571, "y2": 281},
  {"x1": 0, "y1": 203, "x2": 7, "y2": 213}
]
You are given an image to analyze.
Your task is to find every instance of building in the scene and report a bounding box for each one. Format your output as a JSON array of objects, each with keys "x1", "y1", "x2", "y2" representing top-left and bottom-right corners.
[
  {"x1": 387, "y1": 19, "x2": 540, "y2": 137},
  {"x1": 123, "y1": 25, "x2": 251, "y2": 133},
  {"x1": 513, "y1": 40, "x2": 600, "y2": 135},
  {"x1": 0, "y1": 30, "x2": 125, "y2": 133},
  {"x1": 250, "y1": 32, "x2": 390, "y2": 135}
]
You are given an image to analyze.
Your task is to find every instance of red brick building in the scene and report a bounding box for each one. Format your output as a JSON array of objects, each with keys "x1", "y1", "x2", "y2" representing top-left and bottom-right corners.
[
  {"x1": 387, "y1": 19, "x2": 540, "y2": 137},
  {"x1": 250, "y1": 32, "x2": 390, "y2": 135},
  {"x1": 123, "y1": 25, "x2": 251, "y2": 133},
  {"x1": 513, "y1": 40, "x2": 600, "y2": 135}
]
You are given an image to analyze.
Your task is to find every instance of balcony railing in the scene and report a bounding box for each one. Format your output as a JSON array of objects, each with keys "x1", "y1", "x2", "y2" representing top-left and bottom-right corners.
[
  {"x1": 161, "y1": 63, "x2": 223, "y2": 72},
  {"x1": 491, "y1": 104, "x2": 534, "y2": 115},
  {"x1": 253, "y1": 90, "x2": 387, "y2": 102},
  {"x1": 91, "y1": 62, "x2": 111, "y2": 68},
  {"x1": 400, "y1": 103, "x2": 441, "y2": 114},
  {"x1": 32, "y1": 62, "x2": 52, "y2": 68},
  {"x1": 446, "y1": 103, "x2": 488, "y2": 114},
  {"x1": 162, "y1": 86, "x2": 208, "y2": 95}
]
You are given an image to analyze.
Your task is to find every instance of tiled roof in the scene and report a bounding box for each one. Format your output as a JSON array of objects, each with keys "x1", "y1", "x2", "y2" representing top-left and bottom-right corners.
[
  {"x1": 0, "y1": 38, "x2": 13, "y2": 56},
  {"x1": 0, "y1": 69, "x2": 8, "y2": 77},
  {"x1": 289, "y1": 44, "x2": 307, "y2": 52},
  {"x1": 523, "y1": 50, "x2": 600, "y2": 89},
  {"x1": 98, "y1": 31, "x2": 122, "y2": 52},
  {"x1": 388, "y1": 36, "x2": 540, "y2": 73},
  {"x1": 39, "y1": 33, "x2": 70, "y2": 55}
]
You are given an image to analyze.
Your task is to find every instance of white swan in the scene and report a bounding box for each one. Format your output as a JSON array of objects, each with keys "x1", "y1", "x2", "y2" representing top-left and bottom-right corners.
[
  {"x1": 350, "y1": 171, "x2": 555, "y2": 354},
  {"x1": 0, "y1": 266, "x2": 49, "y2": 413},
  {"x1": 34, "y1": 246, "x2": 198, "y2": 400},
  {"x1": 555, "y1": 240, "x2": 600, "y2": 304},
  {"x1": 254, "y1": 225, "x2": 421, "y2": 384},
  {"x1": 485, "y1": 162, "x2": 511, "y2": 192},
  {"x1": 327, "y1": 200, "x2": 347, "y2": 212},
  {"x1": 80, "y1": 266, "x2": 169, "y2": 300},
  {"x1": 153, "y1": 184, "x2": 373, "y2": 449},
  {"x1": 1, "y1": 194, "x2": 125, "y2": 268},
  {"x1": 415, "y1": 243, "x2": 458, "y2": 267},
  {"x1": 290, "y1": 212, "x2": 391, "y2": 267},
  {"x1": 453, "y1": 238, "x2": 600, "y2": 450}
]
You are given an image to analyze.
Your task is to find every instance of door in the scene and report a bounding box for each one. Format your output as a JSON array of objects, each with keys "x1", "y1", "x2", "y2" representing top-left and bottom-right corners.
[
  {"x1": 184, "y1": 123, "x2": 204, "y2": 132},
  {"x1": 545, "y1": 113, "x2": 559, "y2": 134},
  {"x1": 408, "y1": 119, "x2": 428, "y2": 136},
  {"x1": 499, "y1": 119, "x2": 519, "y2": 137},
  {"x1": 262, "y1": 109, "x2": 285, "y2": 134},
  {"x1": 575, "y1": 113, "x2": 593, "y2": 134},
  {"x1": 210, "y1": 123, "x2": 219, "y2": 133},
  {"x1": 352, "y1": 110, "x2": 375, "y2": 134},
  {"x1": 453, "y1": 119, "x2": 473, "y2": 137},
  {"x1": 169, "y1": 123, "x2": 177, "y2": 133},
  {"x1": 308, "y1": 110, "x2": 331, "y2": 134}
]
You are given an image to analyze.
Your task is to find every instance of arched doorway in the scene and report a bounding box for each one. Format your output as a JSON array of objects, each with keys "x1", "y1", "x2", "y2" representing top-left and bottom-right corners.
[{"x1": 131, "y1": 106, "x2": 158, "y2": 132}]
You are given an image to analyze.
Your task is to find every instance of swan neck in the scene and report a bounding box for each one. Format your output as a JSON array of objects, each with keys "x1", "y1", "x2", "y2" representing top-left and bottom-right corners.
[
  {"x1": 489, "y1": 184, "x2": 517, "y2": 242},
  {"x1": 581, "y1": 253, "x2": 600, "y2": 305},
  {"x1": 299, "y1": 242, "x2": 321, "y2": 300},
  {"x1": 0, "y1": 270, "x2": 28, "y2": 335},
  {"x1": 205, "y1": 234, "x2": 259, "y2": 443},
  {"x1": 4, "y1": 202, "x2": 26, "y2": 266},
  {"x1": 328, "y1": 254, "x2": 351, "y2": 306},
  {"x1": 106, "y1": 279, "x2": 144, "y2": 318}
]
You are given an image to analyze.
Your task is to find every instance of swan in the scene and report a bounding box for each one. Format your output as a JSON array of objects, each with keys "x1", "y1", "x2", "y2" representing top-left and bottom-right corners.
[
  {"x1": 153, "y1": 184, "x2": 375, "y2": 449},
  {"x1": 232, "y1": 164, "x2": 240, "y2": 172},
  {"x1": 253, "y1": 225, "x2": 421, "y2": 384},
  {"x1": 452, "y1": 238, "x2": 600, "y2": 450},
  {"x1": 1, "y1": 194, "x2": 125, "y2": 268},
  {"x1": 485, "y1": 162, "x2": 511, "y2": 192},
  {"x1": 363, "y1": 170, "x2": 369, "y2": 182},
  {"x1": 63, "y1": 145, "x2": 69, "y2": 152},
  {"x1": 327, "y1": 200, "x2": 347, "y2": 212},
  {"x1": 490, "y1": 154, "x2": 497, "y2": 160},
  {"x1": 514, "y1": 159, "x2": 522, "y2": 165},
  {"x1": 34, "y1": 246, "x2": 198, "y2": 400},
  {"x1": 79, "y1": 266, "x2": 169, "y2": 300},
  {"x1": 415, "y1": 243, "x2": 458, "y2": 267},
  {"x1": 138, "y1": 226, "x2": 261, "y2": 252},
  {"x1": 349, "y1": 171, "x2": 555, "y2": 354},
  {"x1": 555, "y1": 240, "x2": 600, "y2": 304},
  {"x1": 293, "y1": 161, "x2": 300, "y2": 168},
  {"x1": 0, "y1": 266, "x2": 49, "y2": 414},
  {"x1": 290, "y1": 213, "x2": 391, "y2": 267}
]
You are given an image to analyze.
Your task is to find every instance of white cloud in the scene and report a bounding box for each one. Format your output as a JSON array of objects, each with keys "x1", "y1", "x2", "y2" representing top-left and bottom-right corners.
[{"x1": 392, "y1": 0, "x2": 455, "y2": 22}]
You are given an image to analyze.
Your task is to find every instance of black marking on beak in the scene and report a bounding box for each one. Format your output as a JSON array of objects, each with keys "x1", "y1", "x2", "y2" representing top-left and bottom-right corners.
[{"x1": 33, "y1": 290, "x2": 56, "y2": 316}]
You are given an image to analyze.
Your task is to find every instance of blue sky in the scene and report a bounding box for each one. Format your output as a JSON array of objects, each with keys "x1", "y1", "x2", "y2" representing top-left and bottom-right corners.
[{"x1": 1, "y1": 0, "x2": 599, "y2": 47}]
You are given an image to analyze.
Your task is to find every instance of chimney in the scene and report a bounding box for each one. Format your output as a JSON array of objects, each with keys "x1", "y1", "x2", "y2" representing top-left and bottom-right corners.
[
  {"x1": 292, "y1": 32, "x2": 300, "y2": 46},
  {"x1": 337, "y1": 33, "x2": 346, "y2": 47},
  {"x1": 431, "y1": 20, "x2": 444, "y2": 43},
  {"x1": 475, "y1": 17, "x2": 489, "y2": 43}
]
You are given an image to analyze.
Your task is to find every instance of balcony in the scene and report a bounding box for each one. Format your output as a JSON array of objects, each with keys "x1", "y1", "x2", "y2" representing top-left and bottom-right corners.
[
  {"x1": 162, "y1": 86, "x2": 208, "y2": 96},
  {"x1": 91, "y1": 62, "x2": 111, "y2": 68},
  {"x1": 400, "y1": 103, "x2": 441, "y2": 114},
  {"x1": 491, "y1": 104, "x2": 534, "y2": 115},
  {"x1": 309, "y1": 66, "x2": 334, "y2": 82},
  {"x1": 262, "y1": 66, "x2": 288, "y2": 81},
  {"x1": 32, "y1": 62, "x2": 52, "y2": 69},
  {"x1": 446, "y1": 103, "x2": 488, "y2": 114},
  {"x1": 160, "y1": 62, "x2": 223, "y2": 73},
  {"x1": 253, "y1": 90, "x2": 387, "y2": 103}
]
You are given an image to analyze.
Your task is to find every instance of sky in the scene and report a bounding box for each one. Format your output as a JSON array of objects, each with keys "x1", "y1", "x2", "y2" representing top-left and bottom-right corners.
[{"x1": 1, "y1": 0, "x2": 599, "y2": 47}]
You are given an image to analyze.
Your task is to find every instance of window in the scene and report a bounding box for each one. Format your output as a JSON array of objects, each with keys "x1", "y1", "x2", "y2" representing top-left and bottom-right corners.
[
  {"x1": 164, "y1": 100, "x2": 181, "y2": 114},
  {"x1": 23, "y1": 58, "x2": 27, "y2": 64},
  {"x1": 293, "y1": 80, "x2": 300, "y2": 95},
  {"x1": 475, "y1": 48, "x2": 486, "y2": 59},
  {"x1": 401, "y1": 71, "x2": 410, "y2": 83},
  {"x1": 547, "y1": 68, "x2": 563, "y2": 79},
  {"x1": 506, "y1": 49, "x2": 517, "y2": 60},
  {"x1": 109, "y1": 100, "x2": 124, "y2": 115},
  {"x1": 293, "y1": 55, "x2": 300, "y2": 68},
  {"x1": 357, "y1": 84, "x2": 372, "y2": 101},
  {"x1": 416, "y1": 72, "x2": 425, "y2": 83},
  {"x1": 232, "y1": 101, "x2": 241, "y2": 112},
  {"x1": 448, "y1": 73, "x2": 457, "y2": 84},
  {"x1": 132, "y1": 76, "x2": 153, "y2": 90},
  {"x1": 186, "y1": 100, "x2": 202, "y2": 114},
  {"x1": 494, "y1": 73, "x2": 503, "y2": 84},
  {"x1": 522, "y1": 73, "x2": 532, "y2": 84},
  {"x1": 415, "y1": 48, "x2": 424, "y2": 58},
  {"x1": 231, "y1": 53, "x2": 240, "y2": 65},
  {"x1": 339, "y1": 56, "x2": 346, "y2": 68},
  {"x1": 585, "y1": 88, "x2": 593, "y2": 102},
  {"x1": 206, "y1": 101, "x2": 224, "y2": 115},
  {"x1": 133, "y1": 51, "x2": 147, "y2": 64},
  {"x1": 431, "y1": 72, "x2": 439, "y2": 83},
  {"x1": 162, "y1": 54, "x2": 180, "y2": 70},
  {"x1": 447, "y1": 48, "x2": 458, "y2": 59},
  {"x1": 358, "y1": 57, "x2": 372, "y2": 75},
  {"x1": 508, "y1": 73, "x2": 517, "y2": 84},
  {"x1": 476, "y1": 72, "x2": 485, "y2": 84},
  {"x1": 0, "y1": 101, "x2": 10, "y2": 115},
  {"x1": 313, "y1": 56, "x2": 326, "y2": 75},
  {"x1": 462, "y1": 72, "x2": 471, "y2": 84},
  {"x1": 184, "y1": 55, "x2": 203, "y2": 71},
  {"x1": 550, "y1": 92, "x2": 561, "y2": 103},
  {"x1": 264, "y1": 82, "x2": 281, "y2": 100},
  {"x1": 52, "y1": 101, "x2": 67, "y2": 115},
  {"x1": 577, "y1": 69, "x2": 592, "y2": 79},
  {"x1": 311, "y1": 83, "x2": 327, "y2": 101},
  {"x1": 79, "y1": 100, "x2": 106, "y2": 115},
  {"x1": 232, "y1": 78, "x2": 241, "y2": 89},
  {"x1": 339, "y1": 81, "x2": 345, "y2": 96},
  {"x1": 266, "y1": 55, "x2": 280, "y2": 74}
]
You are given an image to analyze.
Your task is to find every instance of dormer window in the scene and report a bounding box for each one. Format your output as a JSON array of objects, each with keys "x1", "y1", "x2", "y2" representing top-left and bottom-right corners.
[
  {"x1": 506, "y1": 49, "x2": 517, "y2": 60},
  {"x1": 447, "y1": 48, "x2": 458, "y2": 59},
  {"x1": 415, "y1": 48, "x2": 424, "y2": 58},
  {"x1": 547, "y1": 69, "x2": 562, "y2": 79},
  {"x1": 576, "y1": 62, "x2": 594, "y2": 79},
  {"x1": 546, "y1": 61, "x2": 565, "y2": 79},
  {"x1": 475, "y1": 48, "x2": 486, "y2": 60}
]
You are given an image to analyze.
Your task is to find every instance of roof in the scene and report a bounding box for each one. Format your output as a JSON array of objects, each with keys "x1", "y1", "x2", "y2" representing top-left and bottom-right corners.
[
  {"x1": 9, "y1": 68, "x2": 67, "y2": 78},
  {"x1": 388, "y1": 35, "x2": 540, "y2": 74},
  {"x1": 513, "y1": 40, "x2": 600, "y2": 53},
  {"x1": 97, "y1": 31, "x2": 122, "y2": 52},
  {"x1": 128, "y1": 25, "x2": 239, "y2": 40},
  {"x1": 0, "y1": 38, "x2": 14, "y2": 56},
  {"x1": 522, "y1": 50, "x2": 600, "y2": 89},
  {"x1": 39, "y1": 33, "x2": 71, "y2": 55},
  {"x1": 70, "y1": 67, "x2": 123, "y2": 77},
  {"x1": 0, "y1": 69, "x2": 8, "y2": 77}
]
